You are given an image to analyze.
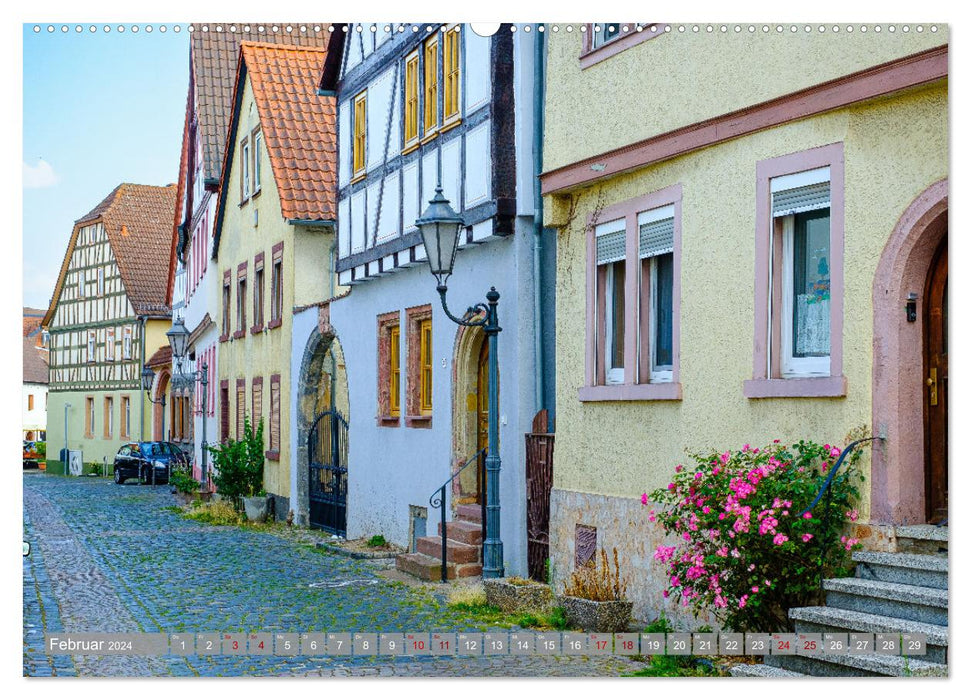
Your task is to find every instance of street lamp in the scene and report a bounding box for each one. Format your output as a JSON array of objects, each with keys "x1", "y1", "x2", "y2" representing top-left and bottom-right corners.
[
  {"x1": 167, "y1": 317, "x2": 209, "y2": 486},
  {"x1": 415, "y1": 185, "x2": 504, "y2": 579}
]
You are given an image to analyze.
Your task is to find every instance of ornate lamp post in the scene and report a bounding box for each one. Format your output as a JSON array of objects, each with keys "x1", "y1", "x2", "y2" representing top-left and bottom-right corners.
[
  {"x1": 415, "y1": 186, "x2": 504, "y2": 579},
  {"x1": 167, "y1": 317, "x2": 209, "y2": 486}
]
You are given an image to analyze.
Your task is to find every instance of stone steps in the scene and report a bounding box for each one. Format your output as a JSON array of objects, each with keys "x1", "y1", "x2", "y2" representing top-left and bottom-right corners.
[
  {"x1": 729, "y1": 663, "x2": 804, "y2": 677},
  {"x1": 788, "y1": 607, "x2": 948, "y2": 664},
  {"x1": 823, "y1": 577, "x2": 947, "y2": 626},
  {"x1": 437, "y1": 518, "x2": 483, "y2": 546},
  {"x1": 415, "y1": 535, "x2": 480, "y2": 564},
  {"x1": 395, "y1": 552, "x2": 482, "y2": 581},
  {"x1": 455, "y1": 503, "x2": 483, "y2": 523},
  {"x1": 895, "y1": 525, "x2": 948, "y2": 556},
  {"x1": 764, "y1": 651, "x2": 947, "y2": 677},
  {"x1": 854, "y1": 550, "x2": 948, "y2": 590}
]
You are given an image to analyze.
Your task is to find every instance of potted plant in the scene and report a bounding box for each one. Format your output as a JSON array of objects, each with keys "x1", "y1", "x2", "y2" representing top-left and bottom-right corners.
[
  {"x1": 559, "y1": 548, "x2": 632, "y2": 632},
  {"x1": 484, "y1": 576, "x2": 554, "y2": 613},
  {"x1": 208, "y1": 417, "x2": 267, "y2": 521},
  {"x1": 169, "y1": 462, "x2": 201, "y2": 506}
]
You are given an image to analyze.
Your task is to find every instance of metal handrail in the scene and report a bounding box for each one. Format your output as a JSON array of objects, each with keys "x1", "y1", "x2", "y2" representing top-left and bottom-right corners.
[
  {"x1": 796, "y1": 436, "x2": 882, "y2": 604},
  {"x1": 429, "y1": 448, "x2": 487, "y2": 583}
]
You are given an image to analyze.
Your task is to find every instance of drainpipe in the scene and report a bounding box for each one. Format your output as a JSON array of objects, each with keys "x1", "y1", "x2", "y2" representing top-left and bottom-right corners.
[
  {"x1": 139, "y1": 315, "x2": 146, "y2": 441},
  {"x1": 531, "y1": 24, "x2": 547, "y2": 428},
  {"x1": 329, "y1": 239, "x2": 337, "y2": 411}
]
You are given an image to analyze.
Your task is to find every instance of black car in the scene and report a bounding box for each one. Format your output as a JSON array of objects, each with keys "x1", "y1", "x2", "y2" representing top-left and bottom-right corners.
[{"x1": 113, "y1": 442, "x2": 189, "y2": 485}]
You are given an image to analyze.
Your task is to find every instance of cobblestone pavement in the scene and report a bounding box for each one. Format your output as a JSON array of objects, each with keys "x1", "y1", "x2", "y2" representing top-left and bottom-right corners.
[{"x1": 23, "y1": 473, "x2": 642, "y2": 678}]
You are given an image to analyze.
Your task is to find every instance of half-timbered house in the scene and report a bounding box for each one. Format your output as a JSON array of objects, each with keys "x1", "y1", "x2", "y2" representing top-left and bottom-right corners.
[
  {"x1": 169, "y1": 24, "x2": 331, "y2": 486},
  {"x1": 43, "y1": 183, "x2": 177, "y2": 467},
  {"x1": 319, "y1": 24, "x2": 555, "y2": 579}
]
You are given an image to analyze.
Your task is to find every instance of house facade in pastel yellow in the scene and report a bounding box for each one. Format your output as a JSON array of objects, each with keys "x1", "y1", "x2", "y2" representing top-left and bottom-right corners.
[
  {"x1": 541, "y1": 26, "x2": 948, "y2": 623},
  {"x1": 212, "y1": 42, "x2": 338, "y2": 518}
]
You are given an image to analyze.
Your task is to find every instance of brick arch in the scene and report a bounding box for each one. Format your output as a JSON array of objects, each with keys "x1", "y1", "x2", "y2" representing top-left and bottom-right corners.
[
  {"x1": 870, "y1": 179, "x2": 947, "y2": 524},
  {"x1": 152, "y1": 369, "x2": 170, "y2": 441},
  {"x1": 450, "y1": 322, "x2": 489, "y2": 504}
]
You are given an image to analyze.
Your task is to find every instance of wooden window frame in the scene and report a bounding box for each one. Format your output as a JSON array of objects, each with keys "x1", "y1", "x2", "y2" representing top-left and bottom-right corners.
[
  {"x1": 580, "y1": 184, "x2": 683, "y2": 402},
  {"x1": 120, "y1": 395, "x2": 131, "y2": 439},
  {"x1": 252, "y1": 252, "x2": 265, "y2": 333},
  {"x1": 268, "y1": 242, "x2": 284, "y2": 329},
  {"x1": 235, "y1": 262, "x2": 248, "y2": 339},
  {"x1": 221, "y1": 270, "x2": 232, "y2": 341},
  {"x1": 103, "y1": 396, "x2": 113, "y2": 439},
  {"x1": 85, "y1": 396, "x2": 95, "y2": 438},
  {"x1": 744, "y1": 142, "x2": 846, "y2": 399},
  {"x1": 403, "y1": 50, "x2": 420, "y2": 151},
  {"x1": 236, "y1": 378, "x2": 246, "y2": 440},
  {"x1": 220, "y1": 380, "x2": 230, "y2": 442},
  {"x1": 376, "y1": 311, "x2": 401, "y2": 426},
  {"x1": 28, "y1": 394, "x2": 34, "y2": 411},
  {"x1": 422, "y1": 36, "x2": 440, "y2": 140},
  {"x1": 404, "y1": 304, "x2": 433, "y2": 427},
  {"x1": 442, "y1": 25, "x2": 462, "y2": 129},
  {"x1": 267, "y1": 374, "x2": 281, "y2": 460},
  {"x1": 352, "y1": 91, "x2": 367, "y2": 180}
]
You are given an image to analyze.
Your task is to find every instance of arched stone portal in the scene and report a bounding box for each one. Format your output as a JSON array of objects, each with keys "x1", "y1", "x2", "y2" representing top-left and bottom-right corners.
[
  {"x1": 295, "y1": 323, "x2": 349, "y2": 526},
  {"x1": 152, "y1": 370, "x2": 170, "y2": 441},
  {"x1": 871, "y1": 179, "x2": 947, "y2": 525}
]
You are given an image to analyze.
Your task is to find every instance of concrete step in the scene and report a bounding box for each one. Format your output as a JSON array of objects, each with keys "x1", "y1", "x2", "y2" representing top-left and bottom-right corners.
[
  {"x1": 437, "y1": 519, "x2": 482, "y2": 546},
  {"x1": 789, "y1": 606, "x2": 948, "y2": 663},
  {"x1": 854, "y1": 550, "x2": 948, "y2": 590},
  {"x1": 765, "y1": 651, "x2": 947, "y2": 677},
  {"x1": 395, "y1": 552, "x2": 482, "y2": 581},
  {"x1": 824, "y1": 577, "x2": 948, "y2": 626},
  {"x1": 729, "y1": 663, "x2": 804, "y2": 677},
  {"x1": 455, "y1": 503, "x2": 483, "y2": 523},
  {"x1": 416, "y1": 535, "x2": 480, "y2": 564},
  {"x1": 896, "y1": 525, "x2": 948, "y2": 556}
]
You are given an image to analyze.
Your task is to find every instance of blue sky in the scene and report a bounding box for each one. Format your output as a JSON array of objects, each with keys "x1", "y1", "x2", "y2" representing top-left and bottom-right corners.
[{"x1": 22, "y1": 24, "x2": 189, "y2": 309}]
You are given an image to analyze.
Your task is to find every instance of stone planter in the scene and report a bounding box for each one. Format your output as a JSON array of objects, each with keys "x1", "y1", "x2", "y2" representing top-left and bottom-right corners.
[
  {"x1": 559, "y1": 596, "x2": 633, "y2": 632},
  {"x1": 174, "y1": 491, "x2": 194, "y2": 506},
  {"x1": 484, "y1": 578, "x2": 554, "y2": 613},
  {"x1": 243, "y1": 496, "x2": 269, "y2": 523}
]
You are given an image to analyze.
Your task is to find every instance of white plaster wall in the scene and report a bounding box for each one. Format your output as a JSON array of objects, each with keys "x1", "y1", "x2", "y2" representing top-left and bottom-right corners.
[{"x1": 23, "y1": 382, "x2": 48, "y2": 434}]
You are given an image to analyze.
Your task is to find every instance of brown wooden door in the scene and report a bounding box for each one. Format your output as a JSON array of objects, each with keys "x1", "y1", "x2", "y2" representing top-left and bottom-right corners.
[
  {"x1": 924, "y1": 238, "x2": 948, "y2": 523},
  {"x1": 476, "y1": 340, "x2": 489, "y2": 505}
]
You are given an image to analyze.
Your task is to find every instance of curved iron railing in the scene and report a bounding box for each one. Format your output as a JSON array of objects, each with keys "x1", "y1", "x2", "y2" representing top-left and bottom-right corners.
[
  {"x1": 797, "y1": 436, "x2": 883, "y2": 604},
  {"x1": 429, "y1": 448, "x2": 487, "y2": 583}
]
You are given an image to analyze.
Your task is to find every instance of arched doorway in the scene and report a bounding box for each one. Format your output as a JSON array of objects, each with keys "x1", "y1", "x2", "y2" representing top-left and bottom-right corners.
[
  {"x1": 153, "y1": 370, "x2": 170, "y2": 441},
  {"x1": 923, "y1": 238, "x2": 947, "y2": 523},
  {"x1": 871, "y1": 179, "x2": 947, "y2": 525},
  {"x1": 451, "y1": 324, "x2": 498, "y2": 508},
  {"x1": 295, "y1": 324, "x2": 349, "y2": 528}
]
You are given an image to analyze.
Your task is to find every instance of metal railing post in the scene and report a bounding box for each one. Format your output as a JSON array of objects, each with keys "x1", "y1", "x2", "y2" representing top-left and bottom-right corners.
[{"x1": 440, "y1": 485, "x2": 447, "y2": 583}]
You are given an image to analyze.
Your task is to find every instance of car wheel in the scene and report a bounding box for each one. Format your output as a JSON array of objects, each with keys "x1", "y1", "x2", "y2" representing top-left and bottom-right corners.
[{"x1": 114, "y1": 469, "x2": 124, "y2": 485}]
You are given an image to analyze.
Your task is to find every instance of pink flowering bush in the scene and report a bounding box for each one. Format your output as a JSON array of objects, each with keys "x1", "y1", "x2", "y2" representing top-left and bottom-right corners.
[{"x1": 645, "y1": 438, "x2": 866, "y2": 632}]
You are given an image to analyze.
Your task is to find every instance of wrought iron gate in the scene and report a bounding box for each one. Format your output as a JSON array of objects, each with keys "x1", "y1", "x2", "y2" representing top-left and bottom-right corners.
[
  {"x1": 525, "y1": 409, "x2": 554, "y2": 581},
  {"x1": 308, "y1": 409, "x2": 348, "y2": 536}
]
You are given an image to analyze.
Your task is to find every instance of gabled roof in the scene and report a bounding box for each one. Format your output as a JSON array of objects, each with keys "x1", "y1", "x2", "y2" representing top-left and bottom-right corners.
[
  {"x1": 146, "y1": 345, "x2": 172, "y2": 370},
  {"x1": 213, "y1": 42, "x2": 337, "y2": 257},
  {"x1": 190, "y1": 24, "x2": 331, "y2": 185},
  {"x1": 23, "y1": 336, "x2": 49, "y2": 384},
  {"x1": 44, "y1": 183, "x2": 178, "y2": 326}
]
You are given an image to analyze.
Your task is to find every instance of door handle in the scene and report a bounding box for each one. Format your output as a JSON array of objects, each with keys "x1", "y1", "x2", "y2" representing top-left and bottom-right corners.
[{"x1": 926, "y1": 368, "x2": 938, "y2": 406}]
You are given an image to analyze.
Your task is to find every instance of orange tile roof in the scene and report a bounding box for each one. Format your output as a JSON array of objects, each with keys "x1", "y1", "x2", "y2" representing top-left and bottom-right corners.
[
  {"x1": 146, "y1": 345, "x2": 172, "y2": 369},
  {"x1": 191, "y1": 24, "x2": 331, "y2": 184},
  {"x1": 239, "y1": 41, "x2": 337, "y2": 222},
  {"x1": 44, "y1": 184, "x2": 178, "y2": 326}
]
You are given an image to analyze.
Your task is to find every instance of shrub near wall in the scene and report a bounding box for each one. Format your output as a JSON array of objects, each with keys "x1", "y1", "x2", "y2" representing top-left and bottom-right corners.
[{"x1": 645, "y1": 437, "x2": 867, "y2": 632}]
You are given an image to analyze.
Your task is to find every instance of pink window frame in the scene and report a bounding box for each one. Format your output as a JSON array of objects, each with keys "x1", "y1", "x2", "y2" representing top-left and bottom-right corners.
[
  {"x1": 744, "y1": 142, "x2": 847, "y2": 399},
  {"x1": 579, "y1": 23, "x2": 667, "y2": 70},
  {"x1": 580, "y1": 183, "x2": 683, "y2": 402}
]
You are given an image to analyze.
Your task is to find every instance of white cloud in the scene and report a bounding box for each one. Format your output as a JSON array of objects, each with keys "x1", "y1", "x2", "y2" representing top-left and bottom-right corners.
[{"x1": 23, "y1": 159, "x2": 59, "y2": 189}]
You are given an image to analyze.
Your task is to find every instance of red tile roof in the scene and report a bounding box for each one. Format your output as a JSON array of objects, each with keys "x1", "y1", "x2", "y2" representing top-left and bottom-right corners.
[
  {"x1": 44, "y1": 184, "x2": 178, "y2": 326},
  {"x1": 190, "y1": 24, "x2": 331, "y2": 184},
  {"x1": 23, "y1": 336, "x2": 49, "y2": 384},
  {"x1": 146, "y1": 345, "x2": 172, "y2": 369},
  {"x1": 239, "y1": 42, "x2": 337, "y2": 222}
]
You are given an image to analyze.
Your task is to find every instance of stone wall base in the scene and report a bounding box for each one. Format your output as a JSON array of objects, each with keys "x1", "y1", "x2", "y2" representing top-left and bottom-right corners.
[
  {"x1": 549, "y1": 488, "x2": 715, "y2": 631},
  {"x1": 268, "y1": 493, "x2": 290, "y2": 523}
]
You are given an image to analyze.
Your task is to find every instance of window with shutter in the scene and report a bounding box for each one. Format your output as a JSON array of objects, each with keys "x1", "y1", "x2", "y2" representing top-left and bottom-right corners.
[
  {"x1": 269, "y1": 375, "x2": 281, "y2": 457},
  {"x1": 236, "y1": 381, "x2": 245, "y2": 439}
]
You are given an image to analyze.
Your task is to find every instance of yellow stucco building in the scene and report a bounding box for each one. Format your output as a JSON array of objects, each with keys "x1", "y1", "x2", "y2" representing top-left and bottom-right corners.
[
  {"x1": 541, "y1": 25, "x2": 948, "y2": 623},
  {"x1": 212, "y1": 42, "x2": 337, "y2": 517}
]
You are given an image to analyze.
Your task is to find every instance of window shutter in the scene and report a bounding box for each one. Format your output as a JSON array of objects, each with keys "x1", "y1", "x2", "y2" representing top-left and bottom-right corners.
[
  {"x1": 270, "y1": 377, "x2": 280, "y2": 451},
  {"x1": 639, "y1": 216, "x2": 674, "y2": 259},
  {"x1": 596, "y1": 230, "x2": 626, "y2": 265},
  {"x1": 772, "y1": 182, "x2": 830, "y2": 217}
]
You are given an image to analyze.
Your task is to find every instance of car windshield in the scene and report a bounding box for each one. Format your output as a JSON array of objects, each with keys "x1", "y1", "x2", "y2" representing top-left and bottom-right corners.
[{"x1": 141, "y1": 443, "x2": 174, "y2": 456}]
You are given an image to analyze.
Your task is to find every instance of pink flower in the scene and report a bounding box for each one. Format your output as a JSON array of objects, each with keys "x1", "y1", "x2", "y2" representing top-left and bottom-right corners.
[
  {"x1": 695, "y1": 472, "x2": 703, "y2": 481},
  {"x1": 773, "y1": 439, "x2": 780, "y2": 443},
  {"x1": 675, "y1": 464, "x2": 683, "y2": 473},
  {"x1": 702, "y1": 506, "x2": 711, "y2": 514},
  {"x1": 671, "y1": 575, "x2": 680, "y2": 587},
  {"x1": 653, "y1": 545, "x2": 676, "y2": 563},
  {"x1": 773, "y1": 533, "x2": 789, "y2": 546},
  {"x1": 752, "y1": 586, "x2": 759, "y2": 593},
  {"x1": 716, "y1": 547, "x2": 728, "y2": 557},
  {"x1": 764, "y1": 579, "x2": 772, "y2": 586},
  {"x1": 846, "y1": 509, "x2": 858, "y2": 522},
  {"x1": 802, "y1": 533, "x2": 814, "y2": 543},
  {"x1": 739, "y1": 595, "x2": 748, "y2": 608},
  {"x1": 830, "y1": 446, "x2": 841, "y2": 459},
  {"x1": 662, "y1": 590, "x2": 669, "y2": 598},
  {"x1": 683, "y1": 532, "x2": 691, "y2": 541},
  {"x1": 742, "y1": 444, "x2": 751, "y2": 452},
  {"x1": 803, "y1": 512, "x2": 813, "y2": 520},
  {"x1": 641, "y1": 493, "x2": 648, "y2": 506},
  {"x1": 748, "y1": 564, "x2": 755, "y2": 571},
  {"x1": 668, "y1": 483, "x2": 676, "y2": 491}
]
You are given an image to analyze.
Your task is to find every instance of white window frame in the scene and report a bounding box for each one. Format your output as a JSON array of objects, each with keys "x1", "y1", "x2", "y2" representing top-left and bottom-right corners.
[
  {"x1": 123, "y1": 326, "x2": 132, "y2": 360},
  {"x1": 105, "y1": 328, "x2": 115, "y2": 361},
  {"x1": 241, "y1": 140, "x2": 251, "y2": 198},
  {"x1": 771, "y1": 167, "x2": 832, "y2": 378},
  {"x1": 591, "y1": 23, "x2": 622, "y2": 49},
  {"x1": 253, "y1": 130, "x2": 263, "y2": 193},
  {"x1": 97, "y1": 268, "x2": 105, "y2": 296},
  {"x1": 87, "y1": 331, "x2": 96, "y2": 363},
  {"x1": 596, "y1": 217, "x2": 626, "y2": 385},
  {"x1": 637, "y1": 205, "x2": 675, "y2": 384}
]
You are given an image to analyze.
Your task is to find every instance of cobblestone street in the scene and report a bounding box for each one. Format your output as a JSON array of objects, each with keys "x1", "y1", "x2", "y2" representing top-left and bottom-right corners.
[{"x1": 23, "y1": 473, "x2": 640, "y2": 678}]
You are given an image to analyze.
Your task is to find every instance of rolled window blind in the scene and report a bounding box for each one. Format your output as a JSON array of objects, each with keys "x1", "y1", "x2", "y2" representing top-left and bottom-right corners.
[
  {"x1": 639, "y1": 217, "x2": 674, "y2": 259},
  {"x1": 772, "y1": 182, "x2": 830, "y2": 217},
  {"x1": 596, "y1": 230, "x2": 626, "y2": 265}
]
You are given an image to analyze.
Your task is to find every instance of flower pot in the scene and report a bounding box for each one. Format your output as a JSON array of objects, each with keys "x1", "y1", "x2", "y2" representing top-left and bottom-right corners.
[
  {"x1": 243, "y1": 496, "x2": 269, "y2": 523},
  {"x1": 559, "y1": 596, "x2": 633, "y2": 633},
  {"x1": 484, "y1": 578, "x2": 554, "y2": 613}
]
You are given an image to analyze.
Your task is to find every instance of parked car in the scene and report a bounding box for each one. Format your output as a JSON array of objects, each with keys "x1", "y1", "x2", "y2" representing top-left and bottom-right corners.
[
  {"x1": 113, "y1": 442, "x2": 189, "y2": 485},
  {"x1": 23, "y1": 441, "x2": 41, "y2": 469}
]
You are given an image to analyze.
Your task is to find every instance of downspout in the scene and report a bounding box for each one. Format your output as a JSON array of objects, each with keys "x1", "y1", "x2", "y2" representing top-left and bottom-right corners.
[
  {"x1": 329, "y1": 238, "x2": 337, "y2": 411},
  {"x1": 531, "y1": 24, "x2": 547, "y2": 427},
  {"x1": 139, "y1": 315, "x2": 146, "y2": 440}
]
